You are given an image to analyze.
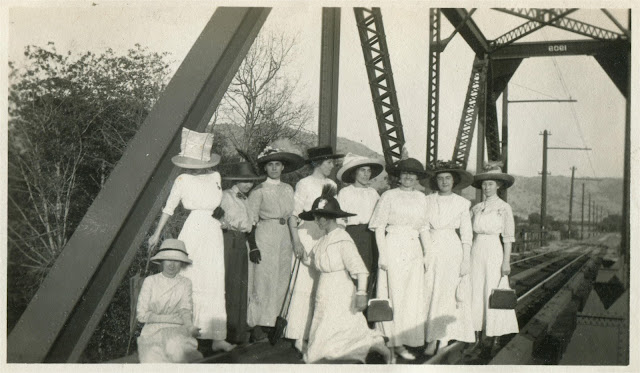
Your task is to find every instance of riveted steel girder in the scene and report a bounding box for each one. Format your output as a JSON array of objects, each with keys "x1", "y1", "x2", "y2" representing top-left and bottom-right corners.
[
  {"x1": 8, "y1": 7, "x2": 270, "y2": 363},
  {"x1": 490, "y1": 9, "x2": 578, "y2": 49},
  {"x1": 426, "y1": 8, "x2": 441, "y2": 165},
  {"x1": 495, "y1": 8, "x2": 625, "y2": 41},
  {"x1": 441, "y1": 8, "x2": 490, "y2": 56},
  {"x1": 452, "y1": 56, "x2": 488, "y2": 169},
  {"x1": 354, "y1": 7, "x2": 405, "y2": 166},
  {"x1": 318, "y1": 8, "x2": 341, "y2": 149}
]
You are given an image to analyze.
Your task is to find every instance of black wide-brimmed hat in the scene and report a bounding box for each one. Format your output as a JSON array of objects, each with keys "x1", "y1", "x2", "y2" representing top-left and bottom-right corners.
[
  {"x1": 299, "y1": 195, "x2": 356, "y2": 221},
  {"x1": 221, "y1": 162, "x2": 265, "y2": 181},
  {"x1": 305, "y1": 145, "x2": 344, "y2": 164},
  {"x1": 426, "y1": 160, "x2": 473, "y2": 190},
  {"x1": 336, "y1": 153, "x2": 385, "y2": 184},
  {"x1": 256, "y1": 146, "x2": 306, "y2": 174},
  {"x1": 387, "y1": 158, "x2": 430, "y2": 179},
  {"x1": 472, "y1": 164, "x2": 515, "y2": 189}
]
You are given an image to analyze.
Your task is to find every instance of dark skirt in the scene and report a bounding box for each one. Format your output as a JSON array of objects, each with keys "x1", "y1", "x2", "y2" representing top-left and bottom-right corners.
[
  {"x1": 223, "y1": 229, "x2": 249, "y2": 344},
  {"x1": 344, "y1": 224, "x2": 378, "y2": 294}
]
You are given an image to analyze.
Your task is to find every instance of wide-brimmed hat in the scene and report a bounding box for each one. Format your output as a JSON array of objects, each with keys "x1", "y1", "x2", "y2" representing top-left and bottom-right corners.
[
  {"x1": 221, "y1": 162, "x2": 265, "y2": 181},
  {"x1": 426, "y1": 160, "x2": 473, "y2": 190},
  {"x1": 305, "y1": 145, "x2": 344, "y2": 164},
  {"x1": 150, "y1": 239, "x2": 192, "y2": 264},
  {"x1": 472, "y1": 164, "x2": 515, "y2": 189},
  {"x1": 171, "y1": 128, "x2": 221, "y2": 169},
  {"x1": 336, "y1": 153, "x2": 384, "y2": 184},
  {"x1": 256, "y1": 146, "x2": 306, "y2": 174},
  {"x1": 299, "y1": 195, "x2": 356, "y2": 221},
  {"x1": 387, "y1": 158, "x2": 430, "y2": 179}
]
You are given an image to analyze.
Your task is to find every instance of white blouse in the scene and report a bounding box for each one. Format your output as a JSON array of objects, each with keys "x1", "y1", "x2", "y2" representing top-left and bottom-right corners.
[
  {"x1": 470, "y1": 195, "x2": 516, "y2": 243},
  {"x1": 368, "y1": 188, "x2": 429, "y2": 233},
  {"x1": 336, "y1": 185, "x2": 380, "y2": 226},
  {"x1": 162, "y1": 173, "x2": 223, "y2": 215},
  {"x1": 293, "y1": 175, "x2": 338, "y2": 217},
  {"x1": 424, "y1": 192, "x2": 473, "y2": 247}
]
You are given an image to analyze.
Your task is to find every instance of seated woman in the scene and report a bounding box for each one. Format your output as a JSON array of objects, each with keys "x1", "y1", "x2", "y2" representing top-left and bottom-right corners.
[
  {"x1": 137, "y1": 239, "x2": 203, "y2": 363},
  {"x1": 302, "y1": 185, "x2": 390, "y2": 364}
]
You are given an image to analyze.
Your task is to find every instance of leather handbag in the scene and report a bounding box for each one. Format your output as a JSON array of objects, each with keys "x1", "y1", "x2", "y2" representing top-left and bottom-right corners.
[
  {"x1": 489, "y1": 276, "x2": 517, "y2": 310},
  {"x1": 366, "y1": 269, "x2": 394, "y2": 322}
]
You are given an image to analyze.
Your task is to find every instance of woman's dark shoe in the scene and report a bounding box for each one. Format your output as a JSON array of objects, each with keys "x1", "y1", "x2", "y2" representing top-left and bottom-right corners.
[{"x1": 250, "y1": 326, "x2": 268, "y2": 342}]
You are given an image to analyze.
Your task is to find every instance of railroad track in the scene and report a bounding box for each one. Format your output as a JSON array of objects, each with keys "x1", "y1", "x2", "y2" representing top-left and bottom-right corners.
[{"x1": 423, "y1": 244, "x2": 598, "y2": 365}]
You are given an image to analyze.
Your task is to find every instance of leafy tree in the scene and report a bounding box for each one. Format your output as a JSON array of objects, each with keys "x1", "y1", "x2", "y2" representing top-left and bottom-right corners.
[{"x1": 7, "y1": 43, "x2": 172, "y2": 333}]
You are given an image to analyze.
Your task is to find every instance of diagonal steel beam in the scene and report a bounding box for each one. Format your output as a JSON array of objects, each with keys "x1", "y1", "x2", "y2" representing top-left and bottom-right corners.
[
  {"x1": 441, "y1": 8, "x2": 490, "y2": 56},
  {"x1": 354, "y1": 7, "x2": 405, "y2": 165},
  {"x1": 495, "y1": 8, "x2": 625, "y2": 40},
  {"x1": 8, "y1": 7, "x2": 270, "y2": 363},
  {"x1": 490, "y1": 9, "x2": 578, "y2": 49},
  {"x1": 452, "y1": 56, "x2": 488, "y2": 169}
]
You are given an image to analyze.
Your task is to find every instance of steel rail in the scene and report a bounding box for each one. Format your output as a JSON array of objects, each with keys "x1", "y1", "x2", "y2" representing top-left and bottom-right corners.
[{"x1": 424, "y1": 248, "x2": 591, "y2": 365}]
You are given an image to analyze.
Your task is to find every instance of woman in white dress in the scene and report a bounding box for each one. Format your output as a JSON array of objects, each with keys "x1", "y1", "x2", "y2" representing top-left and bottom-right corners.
[
  {"x1": 301, "y1": 186, "x2": 390, "y2": 363},
  {"x1": 336, "y1": 154, "x2": 384, "y2": 277},
  {"x1": 147, "y1": 128, "x2": 235, "y2": 354},
  {"x1": 285, "y1": 145, "x2": 344, "y2": 352},
  {"x1": 422, "y1": 161, "x2": 475, "y2": 355},
  {"x1": 368, "y1": 158, "x2": 431, "y2": 361},
  {"x1": 469, "y1": 164, "x2": 519, "y2": 353},
  {"x1": 137, "y1": 239, "x2": 202, "y2": 363}
]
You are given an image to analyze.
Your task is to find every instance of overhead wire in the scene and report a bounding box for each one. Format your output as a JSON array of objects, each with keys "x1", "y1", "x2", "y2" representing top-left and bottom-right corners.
[{"x1": 541, "y1": 28, "x2": 597, "y2": 178}]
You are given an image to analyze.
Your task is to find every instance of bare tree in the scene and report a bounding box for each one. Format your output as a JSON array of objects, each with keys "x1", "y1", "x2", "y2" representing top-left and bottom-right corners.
[{"x1": 217, "y1": 32, "x2": 313, "y2": 158}]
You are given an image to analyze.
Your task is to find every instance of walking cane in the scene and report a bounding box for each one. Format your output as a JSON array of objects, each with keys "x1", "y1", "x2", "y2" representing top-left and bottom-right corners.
[{"x1": 269, "y1": 257, "x2": 302, "y2": 345}]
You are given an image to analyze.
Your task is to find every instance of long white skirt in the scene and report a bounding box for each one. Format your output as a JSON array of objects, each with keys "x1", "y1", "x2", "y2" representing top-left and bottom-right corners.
[
  {"x1": 379, "y1": 228, "x2": 425, "y2": 347},
  {"x1": 284, "y1": 220, "x2": 324, "y2": 343},
  {"x1": 470, "y1": 234, "x2": 519, "y2": 336},
  {"x1": 138, "y1": 323, "x2": 202, "y2": 363},
  {"x1": 424, "y1": 229, "x2": 475, "y2": 343},
  {"x1": 304, "y1": 270, "x2": 385, "y2": 363},
  {"x1": 179, "y1": 210, "x2": 226, "y2": 340}
]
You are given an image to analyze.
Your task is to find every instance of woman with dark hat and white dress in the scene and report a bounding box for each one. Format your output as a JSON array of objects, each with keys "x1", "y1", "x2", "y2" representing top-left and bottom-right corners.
[
  {"x1": 422, "y1": 160, "x2": 475, "y2": 355},
  {"x1": 136, "y1": 238, "x2": 203, "y2": 363},
  {"x1": 245, "y1": 146, "x2": 305, "y2": 341},
  {"x1": 285, "y1": 145, "x2": 344, "y2": 352},
  {"x1": 336, "y1": 154, "x2": 385, "y2": 276},
  {"x1": 219, "y1": 162, "x2": 265, "y2": 344},
  {"x1": 469, "y1": 163, "x2": 519, "y2": 350},
  {"x1": 147, "y1": 128, "x2": 234, "y2": 354},
  {"x1": 368, "y1": 157, "x2": 431, "y2": 361},
  {"x1": 301, "y1": 185, "x2": 390, "y2": 364}
]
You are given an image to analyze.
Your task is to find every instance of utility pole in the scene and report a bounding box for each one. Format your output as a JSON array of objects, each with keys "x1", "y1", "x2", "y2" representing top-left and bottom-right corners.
[
  {"x1": 539, "y1": 132, "x2": 590, "y2": 245},
  {"x1": 588, "y1": 194, "x2": 592, "y2": 238},
  {"x1": 581, "y1": 183, "x2": 585, "y2": 240},
  {"x1": 568, "y1": 166, "x2": 576, "y2": 238},
  {"x1": 540, "y1": 130, "x2": 549, "y2": 246}
]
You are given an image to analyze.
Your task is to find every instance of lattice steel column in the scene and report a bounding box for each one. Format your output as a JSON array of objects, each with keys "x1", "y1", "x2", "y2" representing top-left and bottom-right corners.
[
  {"x1": 485, "y1": 61, "x2": 501, "y2": 162},
  {"x1": 426, "y1": 8, "x2": 441, "y2": 165},
  {"x1": 354, "y1": 7, "x2": 405, "y2": 166},
  {"x1": 452, "y1": 56, "x2": 488, "y2": 169}
]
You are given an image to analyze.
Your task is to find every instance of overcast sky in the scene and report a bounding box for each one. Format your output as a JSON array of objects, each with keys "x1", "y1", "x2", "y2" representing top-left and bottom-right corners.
[{"x1": 7, "y1": 2, "x2": 632, "y2": 178}]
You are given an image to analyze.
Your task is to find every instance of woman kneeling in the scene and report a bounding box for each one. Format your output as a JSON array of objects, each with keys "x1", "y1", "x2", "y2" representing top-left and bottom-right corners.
[
  {"x1": 137, "y1": 239, "x2": 203, "y2": 363},
  {"x1": 303, "y1": 186, "x2": 390, "y2": 364}
]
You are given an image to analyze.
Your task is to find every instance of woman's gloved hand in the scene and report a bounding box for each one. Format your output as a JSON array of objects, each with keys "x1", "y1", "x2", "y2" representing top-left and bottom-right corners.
[
  {"x1": 249, "y1": 249, "x2": 262, "y2": 264},
  {"x1": 212, "y1": 207, "x2": 225, "y2": 220}
]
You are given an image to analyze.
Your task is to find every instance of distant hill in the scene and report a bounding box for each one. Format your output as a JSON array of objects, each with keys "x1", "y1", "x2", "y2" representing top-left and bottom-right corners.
[
  {"x1": 460, "y1": 176, "x2": 623, "y2": 221},
  {"x1": 213, "y1": 123, "x2": 623, "y2": 221}
]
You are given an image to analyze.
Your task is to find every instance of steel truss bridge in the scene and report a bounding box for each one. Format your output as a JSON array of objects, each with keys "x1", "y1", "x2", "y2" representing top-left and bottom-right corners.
[{"x1": 7, "y1": 7, "x2": 631, "y2": 363}]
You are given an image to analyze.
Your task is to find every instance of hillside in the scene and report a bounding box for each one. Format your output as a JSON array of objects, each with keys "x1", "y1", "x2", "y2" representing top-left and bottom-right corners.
[{"x1": 214, "y1": 123, "x2": 623, "y2": 221}]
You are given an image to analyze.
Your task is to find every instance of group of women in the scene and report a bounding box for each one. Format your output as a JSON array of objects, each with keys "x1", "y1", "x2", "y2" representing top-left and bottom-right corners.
[{"x1": 136, "y1": 128, "x2": 519, "y2": 364}]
